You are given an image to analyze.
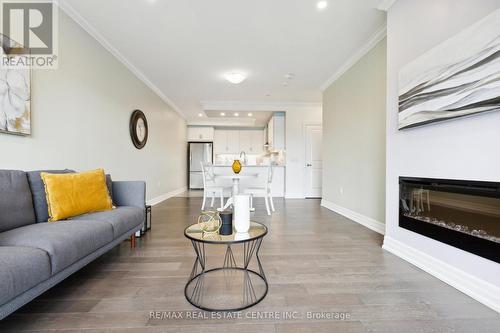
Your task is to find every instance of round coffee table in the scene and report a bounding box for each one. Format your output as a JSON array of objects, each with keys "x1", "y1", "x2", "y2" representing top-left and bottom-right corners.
[{"x1": 184, "y1": 221, "x2": 268, "y2": 311}]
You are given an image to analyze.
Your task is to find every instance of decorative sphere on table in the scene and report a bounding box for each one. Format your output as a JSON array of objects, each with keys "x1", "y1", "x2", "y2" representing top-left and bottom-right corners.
[
  {"x1": 232, "y1": 159, "x2": 242, "y2": 174},
  {"x1": 197, "y1": 211, "x2": 222, "y2": 235}
]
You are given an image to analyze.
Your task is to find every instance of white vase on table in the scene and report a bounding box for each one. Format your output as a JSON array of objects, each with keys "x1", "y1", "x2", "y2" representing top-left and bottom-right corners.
[{"x1": 234, "y1": 194, "x2": 250, "y2": 233}]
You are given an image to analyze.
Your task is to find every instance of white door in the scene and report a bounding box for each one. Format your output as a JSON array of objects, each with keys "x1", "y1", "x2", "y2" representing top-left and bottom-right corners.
[{"x1": 305, "y1": 125, "x2": 322, "y2": 198}]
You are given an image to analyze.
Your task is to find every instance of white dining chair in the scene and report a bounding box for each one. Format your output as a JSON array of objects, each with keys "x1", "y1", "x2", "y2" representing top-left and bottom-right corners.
[
  {"x1": 244, "y1": 165, "x2": 275, "y2": 216},
  {"x1": 200, "y1": 162, "x2": 231, "y2": 211}
]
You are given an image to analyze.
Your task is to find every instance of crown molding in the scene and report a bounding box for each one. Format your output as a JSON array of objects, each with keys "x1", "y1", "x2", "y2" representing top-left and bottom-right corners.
[
  {"x1": 320, "y1": 24, "x2": 387, "y2": 92},
  {"x1": 57, "y1": 1, "x2": 186, "y2": 119},
  {"x1": 200, "y1": 100, "x2": 322, "y2": 112},
  {"x1": 377, "y1": 0, "x2": 398, "y2": 11}
]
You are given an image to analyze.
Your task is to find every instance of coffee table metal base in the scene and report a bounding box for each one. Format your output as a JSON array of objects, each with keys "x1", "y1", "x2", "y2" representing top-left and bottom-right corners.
[{"x1": 185, "y1": 239, "x2": 268, "y2": 312}]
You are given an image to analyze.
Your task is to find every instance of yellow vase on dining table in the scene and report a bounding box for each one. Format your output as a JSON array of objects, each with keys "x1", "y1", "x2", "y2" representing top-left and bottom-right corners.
[{"x1": 232, "y1": 159, "x2": 242, "y2": 174}]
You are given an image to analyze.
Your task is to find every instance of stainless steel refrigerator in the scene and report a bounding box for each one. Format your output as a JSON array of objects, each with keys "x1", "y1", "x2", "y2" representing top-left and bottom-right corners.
[{"x1": 188, "y1": 142, "x2": 213, "y2": 189}]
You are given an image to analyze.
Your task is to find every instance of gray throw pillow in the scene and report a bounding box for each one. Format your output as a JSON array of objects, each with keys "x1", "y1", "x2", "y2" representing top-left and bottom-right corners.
[
  {"x1": 105, "y1": 174, "x2": 114, "y2": 204},
  {"x1": 26, "y1": 169, "x2": 75, "y2": 223},
  {"x1": 0, "y1": 170, "x2": 36, "y2": 232}
]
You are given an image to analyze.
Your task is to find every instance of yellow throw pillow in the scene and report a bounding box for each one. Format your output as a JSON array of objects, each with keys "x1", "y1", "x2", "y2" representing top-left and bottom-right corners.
[{"x1": 41, "y1": 169, "x2": 113, "y2": 222}]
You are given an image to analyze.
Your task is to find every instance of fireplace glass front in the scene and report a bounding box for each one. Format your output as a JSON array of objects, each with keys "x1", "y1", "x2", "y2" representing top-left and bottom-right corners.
[{"x1": 399, "y1": 177, "x2": 500, "y2": 263}]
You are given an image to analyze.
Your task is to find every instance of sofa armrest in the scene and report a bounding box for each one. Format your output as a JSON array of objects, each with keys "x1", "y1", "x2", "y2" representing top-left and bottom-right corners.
[{"x1": 112, "y1": 181, "x2": 146, "y2": 209}]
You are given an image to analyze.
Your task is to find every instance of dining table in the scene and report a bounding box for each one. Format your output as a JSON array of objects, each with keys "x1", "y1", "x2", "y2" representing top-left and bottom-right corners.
[{"x1": 214, "y1": 173, "x2": 259, "y2": 211}]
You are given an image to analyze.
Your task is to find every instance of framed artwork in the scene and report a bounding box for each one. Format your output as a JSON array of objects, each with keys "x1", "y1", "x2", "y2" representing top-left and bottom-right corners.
[
  {"x1": 398, "y1": 9, "x2": 500, "y2": 130},
  {"x1": 0, "y1": 34, "x2": 31, "y2": 136}
]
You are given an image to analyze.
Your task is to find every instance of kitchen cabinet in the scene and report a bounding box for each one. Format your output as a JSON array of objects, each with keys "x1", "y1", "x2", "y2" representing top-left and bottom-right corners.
[
  {"x1": 267, "y1": 113, "x2": 285, "y2": 150},
  {"x1": 239, "y1": 130, "x2": 252, "y2": 153},
  {"x1": 215, "y1": 129, "x2": 265, "y2": 155},
  {"x1": 251, "y1": 130, "x2": 264, "y2": 153},
  {"x1": 214, "y1": 129, "x2": 240, "y2": 154},
  {"x1": 239, "y1": 130, "x2": 264, "y2": 154},
  {"x1": 214, "y1": 130, "x2": 227, "y2": 154},
  {"x1": 226, "y1": 130, "x2": 240, "y2": 154},
  {"x1": 187, "y1": 126, "x2": 214, "y2": 142}
]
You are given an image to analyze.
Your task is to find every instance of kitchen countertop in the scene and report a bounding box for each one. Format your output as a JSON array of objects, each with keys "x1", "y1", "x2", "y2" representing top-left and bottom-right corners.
[{"x1": 213, "y1": 164, "x2": 285, "y2": 167}]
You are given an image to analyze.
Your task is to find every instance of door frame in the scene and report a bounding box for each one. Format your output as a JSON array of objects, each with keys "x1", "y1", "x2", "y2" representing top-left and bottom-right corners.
[{"x1": 303, "y1": 123, "x2": 323, "y2": 198}]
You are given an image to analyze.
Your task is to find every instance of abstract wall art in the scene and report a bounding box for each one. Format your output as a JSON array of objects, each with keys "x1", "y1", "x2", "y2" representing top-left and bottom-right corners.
[
  {"x1": 398, "y1": 9, "x2": 500, "y2": 130},
  {"x1": 0, "y1": 34, "x2": 31, "y2": 136}
]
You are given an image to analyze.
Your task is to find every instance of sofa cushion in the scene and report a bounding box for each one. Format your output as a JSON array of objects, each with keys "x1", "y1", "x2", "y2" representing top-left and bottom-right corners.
[
  {"x1": 70, "y1": 206, "x2": 144, "y2": 238},
  {"x1": 0, "y1": 246, "x2": 51, "y2": 306},
  {"x1": 41, "y1": 169, "x2": 113, "y2": 222},
  {"x1": 0, "y1": 219, "x2": 114, "y2": 274},
  {"x1": 26, "y1": 169, "x2": 74, "y2": 223},
  {"x1": 0, "y1": 170, "x2": 36, "y2": 233}
]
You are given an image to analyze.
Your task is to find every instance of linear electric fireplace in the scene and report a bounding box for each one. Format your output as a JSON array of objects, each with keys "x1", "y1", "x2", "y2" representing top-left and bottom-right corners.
[{"x1": 399, "y1": 177, "x2": 500, "y2": 263}]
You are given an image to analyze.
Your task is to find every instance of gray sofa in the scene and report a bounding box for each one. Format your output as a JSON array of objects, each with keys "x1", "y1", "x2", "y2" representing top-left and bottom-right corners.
[{"x1": 0, "y1": 169, "x2": 145, "y2": 320}]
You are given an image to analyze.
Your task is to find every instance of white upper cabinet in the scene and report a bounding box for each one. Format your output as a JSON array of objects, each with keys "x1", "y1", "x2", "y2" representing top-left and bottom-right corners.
[
  {"x1": 267, "y1": 113, "x2": 285, "y2": 150},
  {"x1": 239, "y1": 130, "x2": 264, "y2": 154},
  {"x1": 187, "y1": 126, "x2": 214, "y2": 142},
  {"x1": 267, "y1": 117, "x2": 274, "y2": 148},
  {"x1": 214, "y1": 129, "x2": 265, "y2": 155},
  {"x1": 239, "y1": 130, "x2": 252, "y2": 153},
  {"x1": 250, "y1": 130, "x2": 264, "y2": 153},
  {"x1": 226, "y1": 130, "x2": 240, "y2": 154},
  {"x1": 214, "y1": 130, "x2": 227, "y2": 154}
]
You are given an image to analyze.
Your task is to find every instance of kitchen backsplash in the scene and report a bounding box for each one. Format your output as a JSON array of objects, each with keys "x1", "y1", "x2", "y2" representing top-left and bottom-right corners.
[{"x1": 215, "y1": 150, "x2": 285, "y2": 166}]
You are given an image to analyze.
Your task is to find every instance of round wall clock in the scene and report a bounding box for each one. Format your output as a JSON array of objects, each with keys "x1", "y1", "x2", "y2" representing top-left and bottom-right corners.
[{"x1": 130, "y1": 110, "x2": 148, "y2": 149}]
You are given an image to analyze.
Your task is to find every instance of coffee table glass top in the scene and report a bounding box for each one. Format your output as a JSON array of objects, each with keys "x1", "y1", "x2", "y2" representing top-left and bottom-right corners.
[{"x1": 184, "y1": 221, "x2": 267, "y2": 244}]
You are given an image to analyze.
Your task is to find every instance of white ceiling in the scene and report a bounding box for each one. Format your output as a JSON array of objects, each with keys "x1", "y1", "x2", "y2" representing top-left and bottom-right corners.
[
  {"x1": 62, "y1": 0, "x2": 386, "y2": 121},
  {"x1": 204, "y1": 110, "x2": 274, "y2": 127}
]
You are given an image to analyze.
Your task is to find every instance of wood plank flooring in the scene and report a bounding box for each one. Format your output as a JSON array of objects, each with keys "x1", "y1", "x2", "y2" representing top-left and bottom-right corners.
[{"x1": 0, "y1": 196, "x2": 498, "y2": 332}]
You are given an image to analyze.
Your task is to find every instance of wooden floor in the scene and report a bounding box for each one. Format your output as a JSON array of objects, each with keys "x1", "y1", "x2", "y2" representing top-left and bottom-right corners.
[{"x1": 1, "y1": 197, "x2": 499, "y2": 332}]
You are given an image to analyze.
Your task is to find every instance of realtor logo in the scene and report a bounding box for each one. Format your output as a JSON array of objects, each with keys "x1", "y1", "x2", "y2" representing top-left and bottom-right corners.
[{"x1": 0, "y1": 0, "x2": 58, "y2": 69}]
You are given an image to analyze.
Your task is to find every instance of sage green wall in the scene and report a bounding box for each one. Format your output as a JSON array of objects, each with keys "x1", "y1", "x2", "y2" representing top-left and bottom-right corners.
[
  {"x1": 0, "y1": 10, "x2": 187, "y2": 201},
  {"x1": 322, "y1": 38, "x2": 387, "y2": 223}
]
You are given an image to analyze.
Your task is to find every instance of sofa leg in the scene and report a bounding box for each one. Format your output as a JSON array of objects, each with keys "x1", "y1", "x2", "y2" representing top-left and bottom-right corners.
[{"x1": 130, "y1": 235, "x2": 136, "y2": 248}]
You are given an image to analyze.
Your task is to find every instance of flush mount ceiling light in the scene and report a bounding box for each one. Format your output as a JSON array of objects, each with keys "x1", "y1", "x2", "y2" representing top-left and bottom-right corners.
[
  {"x1": 234, "y1": 112, "x2": 239, "y2": 117},
  {"x1": 317, "y1": 1, "x2": 328, "y2": 10},
  {"x1": 224, "y1": 72, "x2": 246, "y2": 84},
  {"x1": 220, "y1": 112, "x2": 226, "y2": 116},
  {"x1": 248, "y1": 113, "x2": 253, "y2": 117}
]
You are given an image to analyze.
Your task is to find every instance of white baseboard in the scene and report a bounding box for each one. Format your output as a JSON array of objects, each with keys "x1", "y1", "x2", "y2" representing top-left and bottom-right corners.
[
  {"x1": 285, "y1": 194, "x2": 305, "y2": 199},
  {"x1": 383, "y1": 236, "x2": 500, "y2": 313},
  {"x1": 321, "y1": 199, "x2": 385, "y2": 235},
  {"x1": 147, "y1": 186, "x2": 187, "y2": 206}
]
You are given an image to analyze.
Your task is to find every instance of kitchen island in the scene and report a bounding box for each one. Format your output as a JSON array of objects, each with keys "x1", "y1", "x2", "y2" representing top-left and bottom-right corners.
[{"x1": 212, "y1": 165, "x2": 285, "y2": 197}]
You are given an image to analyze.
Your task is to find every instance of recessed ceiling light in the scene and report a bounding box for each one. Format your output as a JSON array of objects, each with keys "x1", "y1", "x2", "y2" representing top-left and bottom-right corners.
[
  {"x1": 317, "y1": 1, "x2": 328, "y2": 10},
  {"x1": 220, "y1": 112, "x2": 226, "y2": 116},
  {"x1": 234, "y1": 112, "x2": 239, "y2": 117},
  {"x1": 198, "y1": 113, "x2": 203, "y2": 117},
  {"x1": 284, "y1": 73, "x2": 295, "y2": 80},
  {"x1": 248, "y1": 113, "x2": 253, "y2": 117},
  {"x1": 224, "y1": 72, "x2": 246, "y2": 84}
]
